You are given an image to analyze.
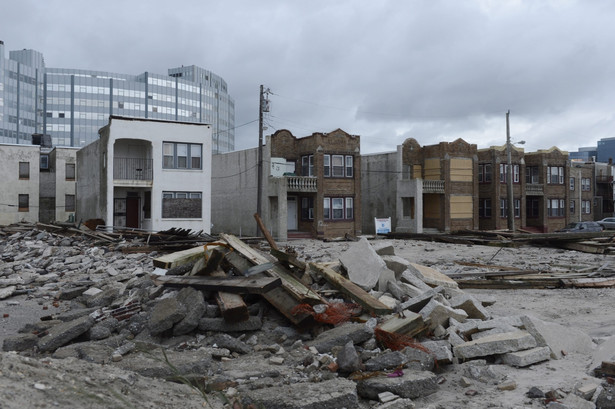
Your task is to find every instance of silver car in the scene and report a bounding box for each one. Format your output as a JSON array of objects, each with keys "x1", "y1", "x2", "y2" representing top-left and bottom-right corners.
[{"x1": 597, "y1": 217, "x2": 615, "y2": 230}]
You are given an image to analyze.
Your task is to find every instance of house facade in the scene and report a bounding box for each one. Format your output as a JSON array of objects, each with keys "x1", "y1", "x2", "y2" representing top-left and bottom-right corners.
[
  {"x1": 211, "y1": 128, "x2": 361, "y2": 240},
  {"x1": 76, "y1": 116, "x2": 212, "y2": 232}
]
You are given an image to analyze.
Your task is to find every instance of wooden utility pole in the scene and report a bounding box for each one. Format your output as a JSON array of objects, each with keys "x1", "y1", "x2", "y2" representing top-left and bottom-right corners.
[{"x1": 257, "y1": 85, "x2": 264, "y2": 236}]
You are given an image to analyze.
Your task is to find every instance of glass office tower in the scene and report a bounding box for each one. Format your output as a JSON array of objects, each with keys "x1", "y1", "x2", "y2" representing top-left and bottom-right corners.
[{"x1": 0, "y1": 41, "x2": 235, "y2": 152}]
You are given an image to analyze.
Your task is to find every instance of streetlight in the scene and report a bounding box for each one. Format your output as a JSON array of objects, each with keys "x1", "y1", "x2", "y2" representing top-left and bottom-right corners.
[{"x1": 506, "y1": 111, "x2": 525, "y2": 232}]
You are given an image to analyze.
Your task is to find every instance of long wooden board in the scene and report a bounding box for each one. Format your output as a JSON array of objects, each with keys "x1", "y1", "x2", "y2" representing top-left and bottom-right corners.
[
  {"x1": 153, "y1": 246, "x2": 205, "y2": 269},
  {"x1": 151, "y1": 275, "x2": 282, "y2": 294}
]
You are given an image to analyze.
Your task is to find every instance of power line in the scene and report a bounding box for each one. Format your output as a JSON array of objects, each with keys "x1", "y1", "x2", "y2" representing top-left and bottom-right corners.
[{"x1": 213, "y1": 118, "x2": 259, "y2": 136}]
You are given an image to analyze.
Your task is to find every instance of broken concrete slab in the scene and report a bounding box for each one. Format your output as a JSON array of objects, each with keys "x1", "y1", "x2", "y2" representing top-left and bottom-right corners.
[
  {"x1": 148, "y1": 297, "x2": 187, "y2": 336},
  {"x1": 198, "y1": 316, "x2": 262, "y2": 332},
  {"x1": 521, "y1": 315, "x2": 593, "y2": 359},
  {"x1": 37, "y1": 315, "x2": 95, "y2": 352},
  {"x1": 406, "y1": 262, "x2": 459, "y2": 289},
  {"x1": 421, "y1": 340, "x2": 453, "y2": 365},
  {"x1": 476, "y1": 315, "x2": 524, "y2": 331},
  {"x1": 0, "y1": 285, "x2": 16, "y2": 300},
  {"x1": 339, "y1": 237, "x2": 394, "y2": 291},
  {"x1": 173, "y1": 287, "x2": 206, "y2": 336},
  {"x1": 449, "y1": 293, "x2": 490, "y2": 320},
  {"x1": 382, "y1": 255, "x2": 411, "y2": 278},
  {"x1": 240, "y1": 378, "x2": 359, "y2": 409},
  {"x1": 397, "y1": 286, "x2": 444, "y2": 313},
  {"x1": 400, "y1": 269, "x2": 432, "y2": 292},
  {"x1": 364, "y1": 350, "x2": 408, "y2": 372},
  {"x1": 501, "y1": 346, "x2": 551, "y2": 367},
  {"x1": 419, "y1": 298, "x2": 468, "y2": 329},
  {"x1": 308, "y1": 322, "x2": 373, "y2": 354},
  {"x1": 357, "y1": 369, "x2": 438, "y2": 400},
  {"x1": 453, "y1": 330, "x2": 537, "y2": 360},
  {"x1": 371, "y1": 241, "x2": 396, "y2": 256},
  {"x1": 113, "y1": 349, "x2": 216, "y2": 379},
  {"x1": 471, "y1": 325, "x2": 519, "y2": 340},
  {"x1": 375, "y1": 398, "x2": 415, "y2": 409},
  {"x1": 337, "y1": 340, "x2": 362, "y2": 374},
  {"x1": 212, "y1": 333, "x2": 251, "y2": 354},
  {"x1": 2, "y1": 333, "x2": 38, "y2": 351},
  {"x1": 560, "y1": 392, "x2": 596, "y2": 409}
]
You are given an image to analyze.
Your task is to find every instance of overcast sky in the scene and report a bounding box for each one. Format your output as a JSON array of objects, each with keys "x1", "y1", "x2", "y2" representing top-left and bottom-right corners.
[{"x1": 2, "y1": 0, "x2": 614, "y2": 154}]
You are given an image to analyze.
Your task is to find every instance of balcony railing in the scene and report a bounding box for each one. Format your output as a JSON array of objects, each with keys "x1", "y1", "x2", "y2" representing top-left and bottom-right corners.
[
  {"x1": 286, "y1": 176, "x2": 317, "y2": 192},
  {"x1": 596, "y1": 175, "x2": 614, "y2": 183},
  {"x1": 526, "y1": 183, "x2": 544, "y2": 195},
  {"x1": 422, "y1": 179, "x2": 445, "y2": 193},
  {"x1": 114, "y1": 158, "x2": 153, "y2": 181}
]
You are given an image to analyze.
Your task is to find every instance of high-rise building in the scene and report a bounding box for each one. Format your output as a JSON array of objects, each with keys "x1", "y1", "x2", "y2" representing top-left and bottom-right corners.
[{"x1": 0, "y1": 41, "x2": 235, "y2": 152}]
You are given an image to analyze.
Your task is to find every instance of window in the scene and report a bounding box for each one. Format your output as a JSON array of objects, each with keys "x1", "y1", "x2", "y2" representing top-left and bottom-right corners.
[
  {"x1": 570, "y1": 177, "x2": 575, "y2": 191},
  {"x1": 162, "y1": 191, "x2": 202, "y2": 218},
  {"x1": 582, "y1": 200, "x2": 591, "y2": 214},
  {"x1": 40, "y1": 155, "x2": 49, "y2": 170},
  {"x1": 301, "y1": 155, "x2": 314, "y2": 177},
  {"x1": 345, "y1": 197, "x2": 354, "y2": 219},
  {"x1": 478, "y1": 164, "x2": 492, "y2": 183},
  {"x1": 65, "y1": 163, "x2": 75, "y2": 180},
  {"x1": 323, "y1": 197, "x2": 330, "y2": 219},
  {"x1": 479, "y1": 198, "x2": 491, "y2": 218},
  {"x1": 570, "y1": 200, "x2": 575, "y2": 214},
  {"x1": 18, "y1": 194, "x2": 29, "y2": 212},
  {"x1": 547, "y1": 198, "x2": 565, "y2": 217},
  {"x1": 526, "y1": 166, "x2": 539, "y2": 184},
  {"x1": 162, "y1": 142, "x2": 202, "y2": 169},
  {"x1": 323, "y1": 196, "x2": 354, "y2": 220},
  {"x1": 332, "y1": 198, "x2": 344, "y2": 219},
  {"x1": 582, "y1": 177, "x2": 591, "y2": 191},
  {"x1": 500, "y1": 164, "x2": 520, "y2": 183},
  {"x1": 19, "y1": 162, "x2": 29, "y2": 179},
  {"x1": 332, "y1": 155, "x2": 344, "y2": 177},
  {"x1": 547, "y1": 166, "x2": 564, "y2": 184},
  {"x1": 301, "y1": 197, "x2": 314, "y2": 220},
  {"x1": 323, "y1": 155, "x2": 330, "y2": 177},
  {"x1": 65, "y1": 194, "x2": 75, "y2": 212},
  {"x1": 345, "y1": 156, "x2": 353, "y2": 178},
  {"x1": 500, "y1": 198, "x2": 521, "y2": 218}
]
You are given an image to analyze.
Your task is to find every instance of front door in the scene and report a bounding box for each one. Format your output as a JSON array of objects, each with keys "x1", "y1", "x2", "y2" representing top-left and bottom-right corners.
[
  {"x1": 126, "y1": 196, "x2": 140, "y2": 228},
  {"x1": 287, "y1": 196, "x2": 298, "y2": 230}
]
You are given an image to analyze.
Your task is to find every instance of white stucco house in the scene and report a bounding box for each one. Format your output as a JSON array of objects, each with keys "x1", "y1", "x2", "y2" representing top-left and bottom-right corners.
[{"x1": 76, "y1": 116, "x2": 212, "y2": 233}]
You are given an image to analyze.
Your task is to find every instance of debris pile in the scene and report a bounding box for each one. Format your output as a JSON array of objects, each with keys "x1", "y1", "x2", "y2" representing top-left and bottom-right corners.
[{"x1": 0, "y1": 224, "x2": 614, "y2": 408}]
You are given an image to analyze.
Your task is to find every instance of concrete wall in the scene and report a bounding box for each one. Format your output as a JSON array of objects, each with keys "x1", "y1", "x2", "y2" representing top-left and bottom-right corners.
[
  {"x1": 361, "y1": 150, "x2": 398, "y2": 234},
  {"x1": 0, "y1": 144, "x2": 41, "y2": 225},
  {"x1": 54, "y1": 147, "x2": 78, "y2": 223},
  {"x1": 76, "y1": 140, "x2": 105, "y2": 224},
  {"x1": 211, "y1": 147, "x2": 259, "y2": 237}
]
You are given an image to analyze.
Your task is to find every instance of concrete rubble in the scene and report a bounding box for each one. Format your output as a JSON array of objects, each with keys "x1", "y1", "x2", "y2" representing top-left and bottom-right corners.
[{"x1": 0, "y1": 223, "x2": 612, "y2": 408}]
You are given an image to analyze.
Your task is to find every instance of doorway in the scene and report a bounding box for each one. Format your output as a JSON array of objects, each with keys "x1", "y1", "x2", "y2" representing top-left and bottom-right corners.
[{"x1": 287, "y1": 196, "x2": 297, "y2": 230}]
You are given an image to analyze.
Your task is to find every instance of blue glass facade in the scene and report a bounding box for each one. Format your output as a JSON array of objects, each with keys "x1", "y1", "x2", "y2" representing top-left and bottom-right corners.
[
  {"x1": 597, "y1": 138, "x2": 615, "y2": 164},
  {"x1": 0, "y1": 42, "x2": 234, "y2": 152}
]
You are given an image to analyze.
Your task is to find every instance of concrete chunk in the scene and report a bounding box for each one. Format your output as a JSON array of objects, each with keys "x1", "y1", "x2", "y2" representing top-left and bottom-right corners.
[
  {"x1": 173, "y1": 287, "x2": 206, "y2": 336},
  {"x1": 308, "y1": 322, "x2": 373, "y2": 353},
  {"x1": 3, "y1": 333, "x2": 38, "y2": 351},
  {"x1": 37, "y1": 315, "x2": 95, "y2": 352},
  {"x1": 449, "y1": 293, "x2": 490, "y2": 320},
  {"x1": 198, "y1": 316, "x2": 262, "y2": 332},
  {"x1": 397, "y1": 286, "x2": 444, "y2": 313},
  {"x1": 453, "y1": 330, "x2": 537, "y2": 360},
  {"x1": 501, "y1": 346, "x2": 551, "y2": 367},
  {"x1": 406, "y1": 262, "x2": 459, "y2": 289},
  {"x1": 357, "y1": 370, "x2": 438, "y2": 400},
  {"x1": 421, "y1": 340, "x2": 453, "y2": 365},
  {"x1": 148, "y1": 297, "x2": 187, "y2": 335},
  {"x1": 561, "y1": 393, "x2": 596, "y2": 409},
  {"x1": 400, "y1": 269, "x2": 432, "y2": 291},
  {"x1": 521, "y1": 315, "x2": 593, "y2": 359},
  {"x1": 340, "y1": 237, "x2": 393, "y2": 291},
  {"x1": 241, "y1": 378, "x2": 359, "y2": 409},
  {"x1": 419, "y1": 298, "x2": 468, "y2": 329},
  {"x1": 382, "y1": 255, "x2": 411, "y2": 278},
  {"x1": 371, "y1": 241, "x2": 396, "y2": 256},
  {"x1": 375, "y1": 398, "x2": 415, "y2": 409}
]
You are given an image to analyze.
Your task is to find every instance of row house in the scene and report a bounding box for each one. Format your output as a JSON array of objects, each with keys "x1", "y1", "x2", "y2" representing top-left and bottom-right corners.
[
  {"x1": 76, "y1": 116, "x2": 212, "y2": 233},
  {"x1": 0, "y1": 137, "x2": 77, "y2": 226},
  {"x1": 211, "y1": 129, "x2": 361, "y2": 240}
]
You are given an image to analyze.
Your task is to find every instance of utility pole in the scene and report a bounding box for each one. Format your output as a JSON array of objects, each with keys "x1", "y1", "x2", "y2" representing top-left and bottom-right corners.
[
  {"x1": 506, "y1": 110, "x2": 515, "y2": 232},
  {"x1": 256, "y1": 85, "x2": 270, "y2": 236}
]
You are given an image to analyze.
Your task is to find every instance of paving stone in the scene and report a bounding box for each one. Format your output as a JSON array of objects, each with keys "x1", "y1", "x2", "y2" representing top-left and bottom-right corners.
[
  {"x1": 308, "y1": 322, "x2": 373, "y2": 353},
  {"x1": 453, "y1": 330, "x2": 537, "y2": 360},
  {"x1": 449, "y1": 293, "x2": 490, "y2": 320},
  {"x1": 521, "y1": 315, "x2": 593, "y2": 359},
  {"x1": 406, "y1": 262, "x2": 459, "y2": 289},
  {"x1": 419, "y1": 298, "x2": 468, "y2": 329},
  {"x1": 148, "y1": 297, "x2": 187, "y2": 336},
  {"x1": 340, "y1": 237, "x2": 394, "y2": 291},
  {"x1": 37, "y1": 315, "x2": 95, "y2": 352},
  {"x1": 241, "y1": 378, "x2": 359, "y2": 409},
  {"x1": 501, "y1": 346, "x2": 551, "y2": 367},
  {"x1": 357, "y1": 369, "x2": 438, "y2": 400}
]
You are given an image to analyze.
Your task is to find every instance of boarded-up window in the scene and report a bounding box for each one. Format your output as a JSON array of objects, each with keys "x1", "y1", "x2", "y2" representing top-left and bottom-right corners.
[
  {"x1": 66, "y1": 163, "x2": 76, "y2": 180},
  {"x1": 450, "y1": 158, "x2": 473, "y2": 182},
  {"x1": 412, "y1": 165, "x2": 422, "y2": 179},
  {"x1": 65, "y1": 194, "x2": 75, "y2": 212},
  {"x1": 423, "y1": 195, "x2": 441, "y2": 219},
  {"x1": 162, "y1": 191, "x2": 202, "y2": 218},
  {"x1": 450, "y1": 195, "x2": 473, "y2": 219},
  {"x1": 424, "y1": 159, "x2": 440, "y2": 180},
  {"x1": 18, "y1": 194, "x2": 29, "y2": 212},
  {"x1": 19, "y1": 162, "x2": 29, "y2": 179}
]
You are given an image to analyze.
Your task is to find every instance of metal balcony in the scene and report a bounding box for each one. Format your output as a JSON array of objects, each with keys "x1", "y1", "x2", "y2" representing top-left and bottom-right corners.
[{"x1": 114, "y1": 158, "x2": 153, "y2": 181}]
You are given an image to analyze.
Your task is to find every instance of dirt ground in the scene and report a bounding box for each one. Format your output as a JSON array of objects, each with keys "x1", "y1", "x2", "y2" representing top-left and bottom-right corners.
[{"x1": 1, "y1": 237, "x2": 614, "y2": 408}]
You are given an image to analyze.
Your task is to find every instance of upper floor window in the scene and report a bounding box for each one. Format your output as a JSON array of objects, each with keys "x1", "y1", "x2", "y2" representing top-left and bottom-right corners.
[
  {"x1": 526, "y1": 166, "x2": 539, "y2": 184},
  {"x1": 301, "y1": 155, "x2": 314, "y2": 177},
  {"x1": 582, "y1": 177, "x2": 591, "y2": 191},
  {"x1": 19, "y1": 162, "x2": 29, "y2": 179},
  {"x1": 547, "y1": 166, "x2": 564, "y2": 184},
  {"x1": 478, "y1": 164, "x2": 492, "y2": 183},
  {"x1": 163, "y1": 142, "x2": 202, "y2": 169},
  {"x1": 499, "y1": 164, "x2": 519, "y2": 183},
  {"x1": 570, "y1": 177, "x2": 575, "y2": 191},
  {"x1": 66, "y1": 163, "x2": 76, "y2": 180},
  {"x1": 324, "y1": 154, "x2": 354, "y2": 178},
  {"x1": 40, "y1": 155, "x2": 49, "y2": 170}
]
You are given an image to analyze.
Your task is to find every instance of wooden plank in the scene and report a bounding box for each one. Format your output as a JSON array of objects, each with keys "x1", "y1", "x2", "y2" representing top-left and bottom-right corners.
[
  {"x1": 151, "y1": 275, "x2": 282, "y2": 294},
  {"x1": 223, "y1": 249, "x2": 311, "y2": 325},
  {"x1": 153, "y1": 246, "x2": 205, "y2": 269},
  {"x1": 457, "y1": 279, "x2": 563, "y2": 290},
  {"x1": 561, "y1": 277, "x2": 615, "y2": 288},
  {"x1": 309, "y1": 262, "x2": 392, "y2": 316},
  {"x1": 254, "y1": 213, "x2": 279, "y2": 250},
  {"x1": 220, "y1": 233, "x2": 323, "y2": 305},
  {"x1": 558, "y1": 241, "x2": 606, "y2": 254},
  {"x1": 378, "y1": 312, "x2": 429, "y2": 338},
  {"x1": 270, "y1": 248, "x2": 306, "y2": 270},
  {"x1": 595, "y1": 361, "x2": 615, "y2": 377},
  {"x1": 215, "y1": 291, "x2": 249, "y2": 322}
]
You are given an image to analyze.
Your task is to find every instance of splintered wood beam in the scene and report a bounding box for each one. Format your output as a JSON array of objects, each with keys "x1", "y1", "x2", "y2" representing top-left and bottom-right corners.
[
  {"x1": 378, "y1": 312, "x2": 429, "y2": 338},
  {"x1": 151, "y1": 275, "x2": 282, "y2": 294},
  {"x1": 309, "y1": 262, "x2": 392, "y2": 316},
  {"x1": 254, "y1": 213, "x2": 279, "y2": 251},
  {"x1": 153, "y1": 246, "x2": 206, "y2": 269},
  {"x1": 270, "y1": 248, "x2": 306, "y2": 271}
]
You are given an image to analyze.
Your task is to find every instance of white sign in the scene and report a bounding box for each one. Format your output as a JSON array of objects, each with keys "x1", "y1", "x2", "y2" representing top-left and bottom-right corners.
[{"x1": 375, "y1": 217, "x2": 391, "y2": 234}]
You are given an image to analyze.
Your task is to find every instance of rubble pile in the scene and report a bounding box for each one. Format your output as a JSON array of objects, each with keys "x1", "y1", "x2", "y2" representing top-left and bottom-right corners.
[{"x1": 0, "y1": 226, "x2": 614, "y2": 408}]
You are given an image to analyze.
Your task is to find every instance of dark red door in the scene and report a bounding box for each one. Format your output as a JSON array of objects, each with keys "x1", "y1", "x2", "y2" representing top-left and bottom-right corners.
[{"x1": 126, "y1": 197, "x2": 140, "y2": 228}]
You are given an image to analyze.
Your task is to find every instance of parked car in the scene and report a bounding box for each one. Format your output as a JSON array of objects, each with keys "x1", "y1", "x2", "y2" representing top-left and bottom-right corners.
[
  {"x1": 597, "y1": 217, "x2": 615, "y2": 230},
  {"x1": 556, "y1": 221, "x2": 604, "y2": 233}
]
